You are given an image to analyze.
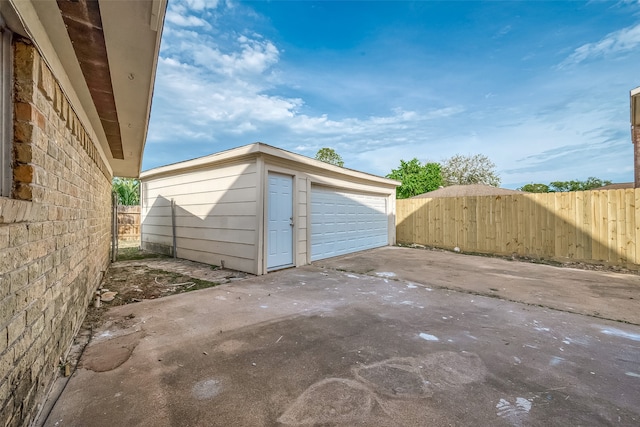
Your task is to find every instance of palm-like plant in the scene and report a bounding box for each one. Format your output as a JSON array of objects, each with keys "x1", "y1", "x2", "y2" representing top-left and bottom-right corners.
[{"x1": 112, "y1": 178, "x2": 140, "y2": 205}]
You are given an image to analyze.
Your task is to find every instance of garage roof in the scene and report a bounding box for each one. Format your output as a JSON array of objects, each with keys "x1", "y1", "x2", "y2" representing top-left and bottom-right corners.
[{"x1": 141, "y1": 143, "x2": 400, "y2": 188}]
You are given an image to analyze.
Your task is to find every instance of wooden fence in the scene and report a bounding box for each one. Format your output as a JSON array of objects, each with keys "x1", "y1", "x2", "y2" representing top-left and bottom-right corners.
[
  {"x1": 396, "y1": 189, "x2": 640, "y2": 267},
  {"x1": 117, "y1": 205, "x2": 140, "y2": 241}
]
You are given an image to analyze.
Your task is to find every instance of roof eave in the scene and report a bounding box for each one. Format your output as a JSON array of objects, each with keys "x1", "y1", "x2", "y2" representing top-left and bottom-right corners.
[{"x1": 141, "y1": 142, "x2": 400, "y2": 187}]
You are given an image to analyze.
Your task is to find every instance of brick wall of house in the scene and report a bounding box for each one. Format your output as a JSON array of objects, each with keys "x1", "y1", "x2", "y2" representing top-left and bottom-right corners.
[{"x1": 0, "y1": 39, "x2": 113, "y2": 426}]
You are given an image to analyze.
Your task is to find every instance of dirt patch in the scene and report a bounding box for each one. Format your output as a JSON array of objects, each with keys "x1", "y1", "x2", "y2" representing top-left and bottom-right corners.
[
  {"x1": 100, "y1": 266, "x2": 222, "y2": 306},
  {"x1": 66, "y1": 245, "x2": 245, "y2": 370}
]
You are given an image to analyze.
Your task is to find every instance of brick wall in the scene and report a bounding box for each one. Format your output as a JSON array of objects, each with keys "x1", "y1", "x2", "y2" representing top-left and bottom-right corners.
[{"x1": 0, "y1": 39, "x2": 113, "y2": 426}]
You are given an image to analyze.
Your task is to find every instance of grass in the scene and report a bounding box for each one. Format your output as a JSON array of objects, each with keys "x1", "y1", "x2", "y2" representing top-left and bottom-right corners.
[
  {"x1": 145, "y1": 269, "x2": 221, "y2": 294},
  {"x1": 116, "y1": 247, "x2": 169, "y2": 262}
]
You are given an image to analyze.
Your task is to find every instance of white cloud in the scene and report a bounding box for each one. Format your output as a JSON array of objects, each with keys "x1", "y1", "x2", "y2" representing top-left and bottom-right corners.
[
  {"x1": 149, "y1": 14, "x2": 466, "y2": 166},
  {"x1": 191, "y1": 37, "x2": 279, "y2": 76},
  {"x1": 184, "y1": 0, "x2": 219, "y2": 11},
  {"x1": 165, "y1": 0, "x2": 221, "y2": 28},
  {"x1": 559, "y1": 22, "x2": 640, "y2": 67},
  {"x1": 165, "y1": 11, "x2": 210, "y2": 28}
]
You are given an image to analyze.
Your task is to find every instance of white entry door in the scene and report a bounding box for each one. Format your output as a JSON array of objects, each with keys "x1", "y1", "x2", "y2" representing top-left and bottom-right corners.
[{"x1": 267, "y1": 173, "x2": 294, "y2": 270}]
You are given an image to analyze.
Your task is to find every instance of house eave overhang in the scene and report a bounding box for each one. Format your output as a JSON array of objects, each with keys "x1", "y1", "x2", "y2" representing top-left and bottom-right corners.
[{"x1": 9, "y1": 0, "x2": 166, "y2": 178}]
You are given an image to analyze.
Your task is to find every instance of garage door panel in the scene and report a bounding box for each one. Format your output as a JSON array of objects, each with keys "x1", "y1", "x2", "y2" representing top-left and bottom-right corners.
[{"x1": 311, "y1": 187, "x2": 389, "y2": 261}]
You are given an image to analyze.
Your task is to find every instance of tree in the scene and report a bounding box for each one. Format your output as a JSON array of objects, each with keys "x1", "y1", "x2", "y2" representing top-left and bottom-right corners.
[
  {"x1": 386, "y1": 158, "x2": 443, "y2": 199},
  {"x1": 440, "y1": 154, "x2": 501, "y2": 187},
  {"x1": 518, "y1": 183, "x2": 550, "y2": 193},
  {"x1": 549, "y1": 177, "x2": 612, "y2": 192},
  {"x1": 112, "y1": 178, "x2": 140, "y2": 205},
  {"x1": 315, "y1": 147, "x2": 344, "y2": 167},
  {"x1": 518, "y1": 177, "x2": 612, "y2": 193}
]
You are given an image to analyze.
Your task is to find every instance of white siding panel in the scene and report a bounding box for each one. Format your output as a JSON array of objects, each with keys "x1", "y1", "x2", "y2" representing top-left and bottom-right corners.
[
  {"x1": 176, "y1": 238, "x2": 254, "y2": 260},
  {"x1": 145, "y1": 163, "x2": 257, "y2": 189},
  {"x1": 175, "y1": 247, "x2": 256, "y2": 274},
  {"x1": 142, "y1": 233, "x2": 173, "y2": 245},
  {"x1": 143, "y1": 214, "x2": 255, "y2": 230},
  {"x1": 178, "y1": 227, "x2": 255, "y2": 245},
  {"x1": 178, "y1": 202, "x2": 257, "y2": 218},
  {"x1": 145, "y1": 187, "x2": 255, "y2": 207},
  {"x1": 144, "y1": 172, "x2": 256, "y2": 198}
]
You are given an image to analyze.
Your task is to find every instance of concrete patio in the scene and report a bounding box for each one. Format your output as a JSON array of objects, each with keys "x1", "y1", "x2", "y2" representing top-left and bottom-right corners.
[{"x1": 42, "y1": 247, "x2": 640, "y2": 426}]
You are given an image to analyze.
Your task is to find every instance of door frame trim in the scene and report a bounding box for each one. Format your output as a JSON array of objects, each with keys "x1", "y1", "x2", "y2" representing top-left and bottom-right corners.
[{"x1": 264, "y1": 169, "x2": 296, "y2": 273}]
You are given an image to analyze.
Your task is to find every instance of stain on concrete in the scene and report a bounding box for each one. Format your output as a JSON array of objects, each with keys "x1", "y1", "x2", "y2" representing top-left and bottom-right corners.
[
  {"x1": 191, "y1": 378, "x2": 222, "y2": 400},
  {"x1": 419, "y1": 332, "x2": 439, "y2": 341},
  {"x1": 354, "y1": 358, "x2": 432, "y2": 398},
  {"x1": 417, "y1": 351, "x2": 487, "y2": 388},
  {"x1": 277, "y1": 378, "x2": 375, "y2": 425},
  {"x1": 81, "y1": 331, "x2": 144, "y2": 372},
  {"x1": 215, "y1": 340, "x2": 246, "y2": 354},
  {"x1": 279, "y1": 351, "x2": 487, "y2": 425},
  {"x1": 599, "y1": 326, "x2": 640, "y2": 341},
  {"x1": 496, "y1": 397, "x2": 533, "y2": 427}
]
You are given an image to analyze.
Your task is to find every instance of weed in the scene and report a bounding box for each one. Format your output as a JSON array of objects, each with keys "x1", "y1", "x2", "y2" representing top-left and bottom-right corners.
[{"x1": 117, "y1": 247, "x2": 168, "y2": 262}]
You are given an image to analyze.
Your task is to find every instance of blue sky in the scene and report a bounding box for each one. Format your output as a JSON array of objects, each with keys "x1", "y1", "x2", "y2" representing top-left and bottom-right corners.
[{"x1": 144, "y1": 0, "x2": 640, "y2": 188}]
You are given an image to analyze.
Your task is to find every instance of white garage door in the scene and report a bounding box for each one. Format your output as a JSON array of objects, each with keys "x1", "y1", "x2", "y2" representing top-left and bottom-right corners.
[{"x1": 311, "y1": 186, "x2": 388, "y2": 261}]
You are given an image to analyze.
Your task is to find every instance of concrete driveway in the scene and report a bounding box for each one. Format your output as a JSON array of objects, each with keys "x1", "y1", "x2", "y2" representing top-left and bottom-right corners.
[{"x1": 44, "y1": 247, "x2": 640, "y2": 426}]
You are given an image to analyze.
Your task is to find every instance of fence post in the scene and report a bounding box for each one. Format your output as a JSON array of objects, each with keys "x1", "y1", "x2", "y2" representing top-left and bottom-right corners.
[{"x1": 171, "y1": 199, "x2": 177, "y2": 259}]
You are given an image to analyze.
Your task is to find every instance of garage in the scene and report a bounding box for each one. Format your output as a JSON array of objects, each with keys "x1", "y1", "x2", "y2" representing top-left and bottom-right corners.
[
  {"x1": 140, "y1": 143, "x2": 399, "y2": 275},
  {"x1": 310, "y1": 187, "x2": 389, "y2": 261}
]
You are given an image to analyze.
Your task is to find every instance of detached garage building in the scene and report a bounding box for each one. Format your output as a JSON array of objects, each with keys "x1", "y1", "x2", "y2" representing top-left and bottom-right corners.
[{"x1": 140, "y1": 143, "x2": 399, "y2": 275}]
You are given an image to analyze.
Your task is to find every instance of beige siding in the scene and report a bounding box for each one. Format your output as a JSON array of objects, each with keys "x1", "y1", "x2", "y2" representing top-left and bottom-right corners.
[{"x1": 142, "y1": 161, "x2": 259, "y2": 274}]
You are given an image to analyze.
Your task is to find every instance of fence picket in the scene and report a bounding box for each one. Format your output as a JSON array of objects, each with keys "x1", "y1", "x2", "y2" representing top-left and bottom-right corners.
[{"x1": 395, "y1": 189, "x2": 640, "y2": 268}]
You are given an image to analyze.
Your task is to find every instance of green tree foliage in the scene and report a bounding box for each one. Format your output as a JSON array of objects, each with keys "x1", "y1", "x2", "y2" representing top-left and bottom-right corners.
[
  {"x1": 112, "y1": 178, "x2": 140, "y2": 205},
  {"x1": 440, "y1": 154, "x2": 501, "y2": 187},
  {"x1": 549, "y1": 177, "x2": 612, "y2": 192},
  {"x1": 518, "y1": 177, "x2": 612, "y2": 193},
  {"x1": 386, "y1": 158, "x2": 444, "y2": 199},
  {"x1": 315, "y1": 147, "x2": 344, "y2": 167},
  {"x1": 517, "y1": 183, "x2": 550, "y2": 193}
]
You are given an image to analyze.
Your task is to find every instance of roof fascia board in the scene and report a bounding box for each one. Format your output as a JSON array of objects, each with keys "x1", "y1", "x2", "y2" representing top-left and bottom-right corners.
[
  {"x1": 137, "y1": 0, "x2": 167, "y2": 175},
  {"x1": 141, "y1": 142, "x2": 400, "y2": 187},
  {"x1": 255, "y1": 143, "x2": 399, "y2": 186}
]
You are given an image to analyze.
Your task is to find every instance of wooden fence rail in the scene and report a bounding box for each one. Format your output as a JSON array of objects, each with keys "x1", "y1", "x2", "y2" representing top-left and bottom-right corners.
[
  {"x1": 117, "y1": 205, "x2": 140, "y2": 241},
  {"x1": 396, "y1": 189, "x2": 640, "y2": 267}
]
